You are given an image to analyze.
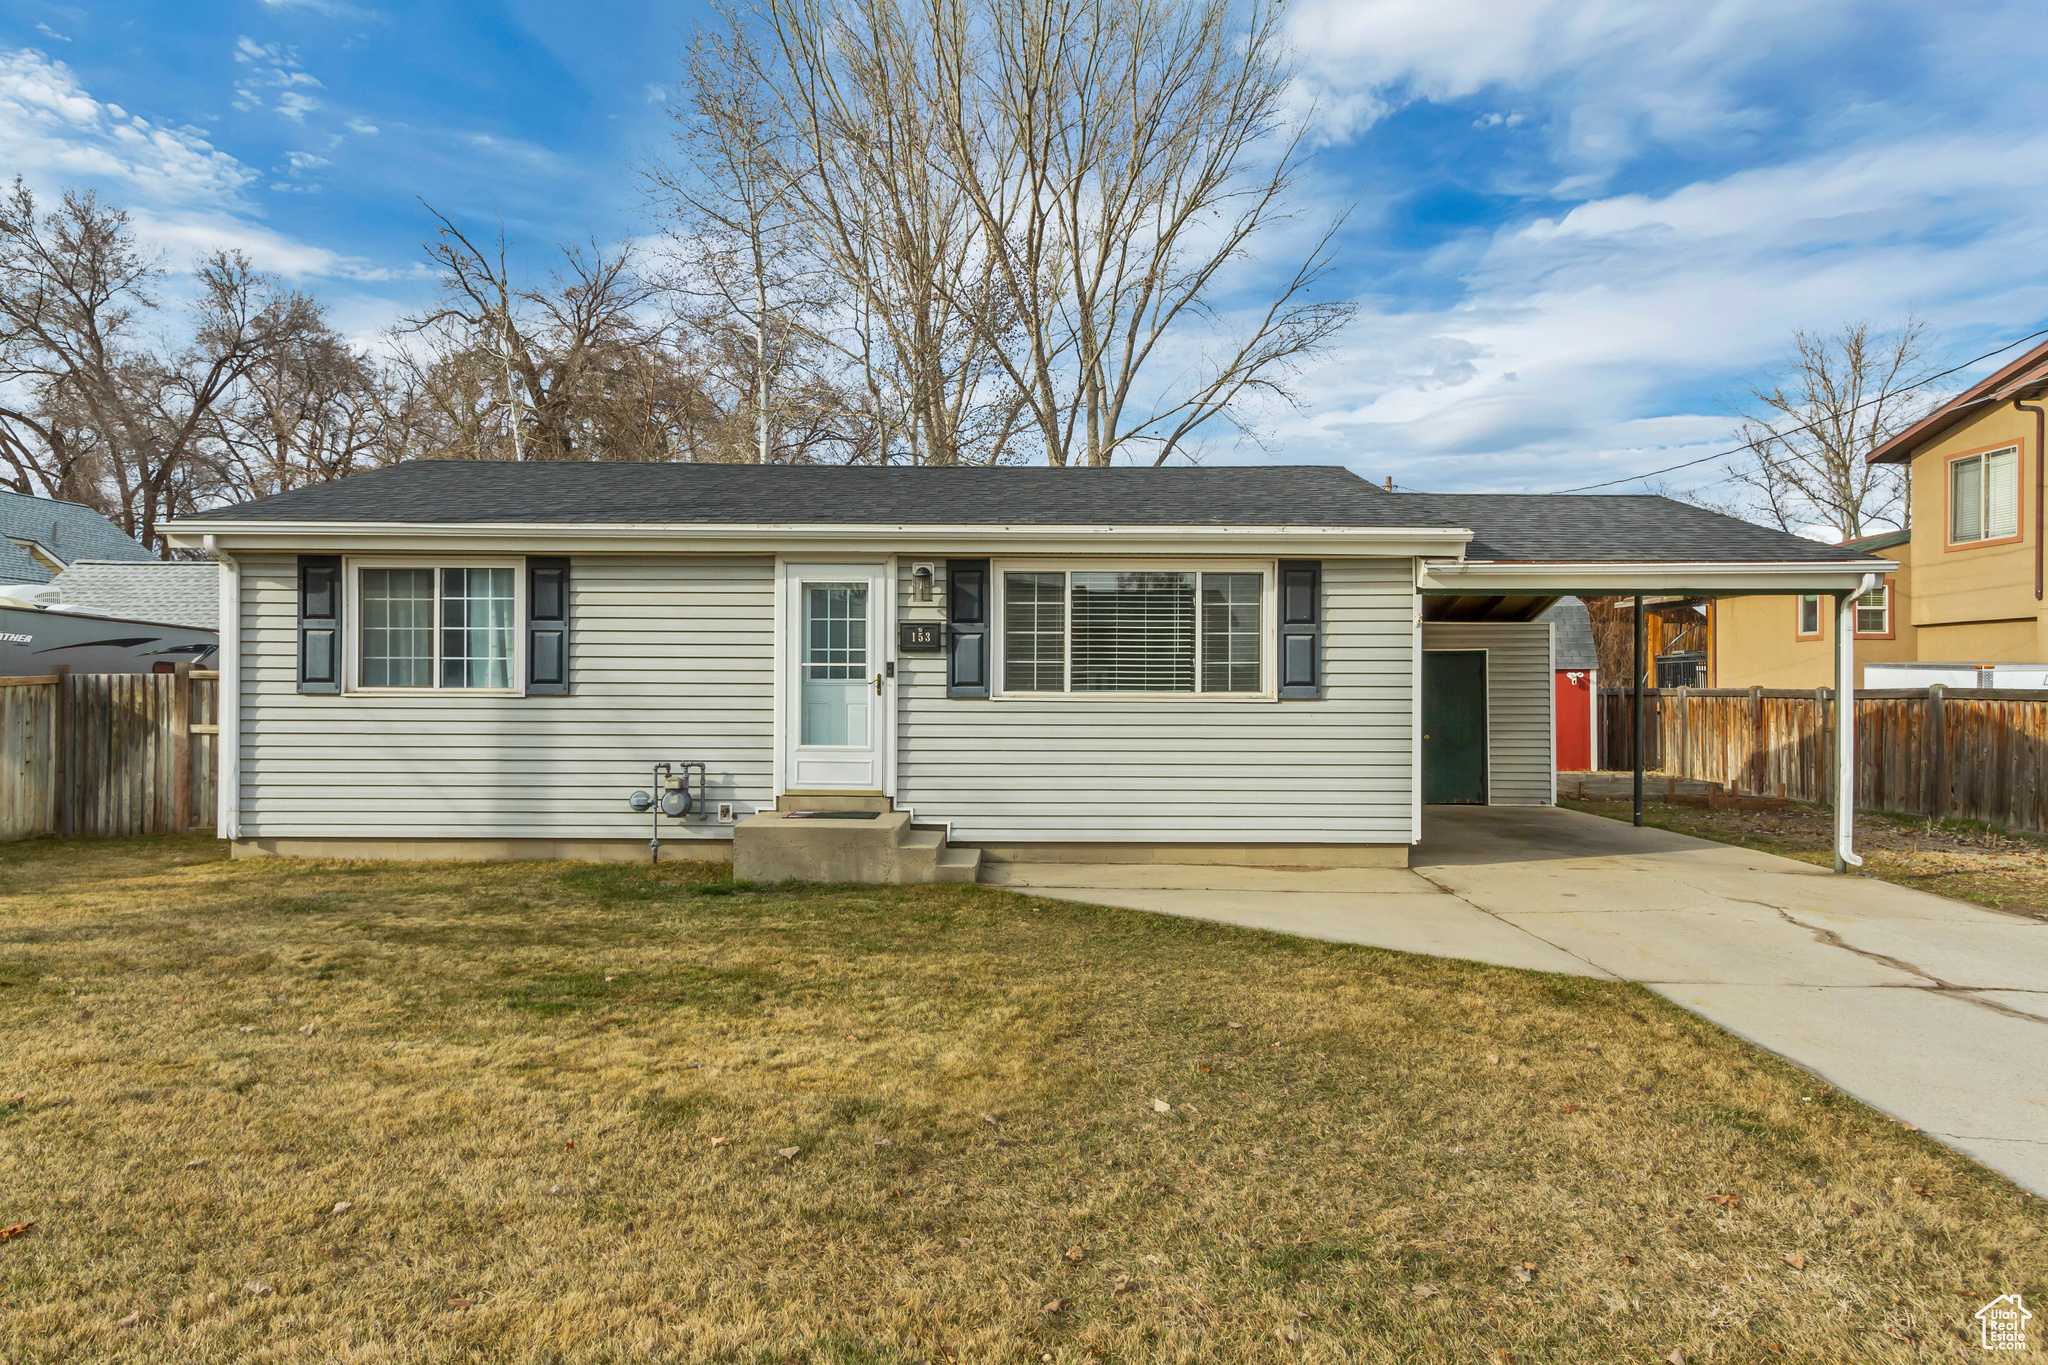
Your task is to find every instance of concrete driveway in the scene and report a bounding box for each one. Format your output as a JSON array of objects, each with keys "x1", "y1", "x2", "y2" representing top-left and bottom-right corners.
[{"x1": 982, "y1": 805, "x2": 2048, "y2": 1198}]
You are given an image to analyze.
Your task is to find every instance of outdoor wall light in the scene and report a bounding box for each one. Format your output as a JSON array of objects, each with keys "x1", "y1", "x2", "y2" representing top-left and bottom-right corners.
[{"x1": 911, "y1": 562, "x2": 936, "y2": 603}]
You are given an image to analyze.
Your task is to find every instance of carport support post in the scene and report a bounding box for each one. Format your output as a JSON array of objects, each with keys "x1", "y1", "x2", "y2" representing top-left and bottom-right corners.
[
  {"x1": 1632, "y1": 593, "x2": 1645, "y2": 827},
  {"x1": 1832, "y1": 587, "x2": 1863, "y2": 873}
]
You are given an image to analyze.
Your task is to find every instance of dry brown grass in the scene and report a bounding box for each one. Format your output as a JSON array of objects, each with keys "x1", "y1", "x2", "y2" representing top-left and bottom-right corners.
[
  {"x1": 1564, "y1": 797, "x2": 2048, "y2": 922},
  {"x1": 1, "y1": 835, "x2": 2044, "y2": 1364}
]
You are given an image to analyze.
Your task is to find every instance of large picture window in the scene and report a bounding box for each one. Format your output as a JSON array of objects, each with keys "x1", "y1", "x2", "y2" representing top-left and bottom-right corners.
[
  {"x1": 999, "y1": 567, "x2": 1265, "y2": 695},
  {"x1": 355, "y1": 563, "x2": 518, "y2": 690},
  {"x1": 1950, "y1": 445, "x2": 2020, "y2": 544}
]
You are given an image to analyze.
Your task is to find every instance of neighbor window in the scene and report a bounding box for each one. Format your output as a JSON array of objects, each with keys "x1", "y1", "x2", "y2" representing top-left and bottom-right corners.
[
  {"x1": 1797, "y1": 594, "x2": 1822, "y2": 637},
  {"x1": 1854, "y1": 582, "x2": 1891, "y2": 637},
  {"x1": 1950, "y1": 445, "x2": 2021, "y2": 544},
  {"x1": 999, "y1": 568, "x2": 1264, "y2": 694},
  {"x1": 357, "y1": 564, "x2": 517, "y2": 689}
]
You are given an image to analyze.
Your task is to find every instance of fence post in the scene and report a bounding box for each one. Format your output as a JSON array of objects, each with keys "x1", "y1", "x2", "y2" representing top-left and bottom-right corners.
[
  {"x1": 1747, "y1": 685, "x2": 1765, "y2": 795},
  {"x1": 173, "y1": 662, "x2": 193, "y2": 832},
  {"x1": 1925, "y1": 684, "x2": 1945, "y2": 821},
  {"x1": 49, "y1": 664, "x2": 70, "y2": 836},
  {"x1": 1676, "y1": 685, "x2": 1690, "y2": 779}
]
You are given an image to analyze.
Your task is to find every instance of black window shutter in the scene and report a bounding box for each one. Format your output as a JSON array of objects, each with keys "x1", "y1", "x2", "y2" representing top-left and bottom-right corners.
[
  {"x1": 526, "y1": 556, "x2": 570, "y2": 696},
  {"x1": 297, "y1": 555, "x2": 342, "y2": 694},
  {"x1": 1278, "y1": 559, "x2": 1322, "y2": 699},
  {"x1": 947, "y1": 558, "x2": 990, "y2": 699}
]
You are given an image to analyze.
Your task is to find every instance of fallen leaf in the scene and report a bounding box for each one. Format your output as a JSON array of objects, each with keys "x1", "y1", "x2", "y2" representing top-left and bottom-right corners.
[
  {"x1": 1199, "y1": 1064, "x2": 1213, "y2": 1073},
  {"x1": 777, "y1": 1147, "x2": 801, "y2": 1161},
  {"x1": 563, "y1": 1141, "x2": 576, "y2": 1151},
  {"x1": 1486, "y1": 1052, "x2": 1501, "y2": 1065},
  {"x1": 1620, "y1": 1255, "x2": 1638, "y2": 1267},
  {"x1": 1042, "y1": 1298, "x2": 1067, "y2": 1315},
  {"x1": 1110, "y1": 1273, "x2": 1134, "y2": 1293},
  {"x1": 298, "y1": 1023, "x2": 315, "y2": 1036},
  {"x1": 446, "y1": 1297, "x2": 472, "y2": 1309},
  {"x1": 1665, "y1": 1351, "x2": 1687, "y2": 1365},
  {"x1": 980, "y1": 1112, "x2": 999, "y2": 1126},
  {"x1": 956, "y1": 1236, "x2": 973, "y2": 1247},
  {"x1": 1065, "y1": 1244, "x2": 1087, "y2": 1263},
  {"x1": 244, "y1": 1281, "x2": 272, "y2": 1296},
  {"x1": 1511, "y1": 1263, "x2": 1536, "y2": 1284},
  {"x1": 1411, "y1": 1284, "x2": 1437, "y2": 1299},
  {"x1": 873, "y1": 1137, "x2": 893, "y2": 1147},
  {"x1": 0, "y1": 1222, "x2": 33, "y2": 1242},
  {"x1": 550, "y1": 1184, "x2": 564, "y2": 1195},
  {"x1": 709, "y1": 1135, "x2": 732, "y2": 1148},
  {"x1": 237, "y1": 1025, "x2": 255, "y2": 1034},
  {"x1": 1228, "y1": 1021, "x2": 1243, "y2": 1029},
  {"x1": 117, "y1": 1312, "x2": 140, "y2": 1328},
  {"x1": 183, "y1": 1159, "x2": 208, "y2": 1170},
  {"x1": 1275, "y1": 1322, "x2": 1304, "y2": 1344},
  {"x1": 1710, "y1": 1194, "x2": 1740, "y2": 1208},
  {"x1": 1782, "y1": 1252, "x2": 1807, "y2": 1270},
  {"x1": 330, "y1": 1201, "x2": 352, "y2": 1216},
  {"x1": 1559, "y1": 1104, "x2": 1578, "y2": 1114},
  {"x1": 1251, "y1": 1146, "x2": 1270, "y2": 1157},
  {"x1": 1151, "y1": 1099, "x2": 1171, "y2": 1113}
]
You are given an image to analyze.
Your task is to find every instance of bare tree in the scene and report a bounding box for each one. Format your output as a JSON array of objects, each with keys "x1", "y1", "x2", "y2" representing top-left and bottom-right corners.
[
  {"x1": 199, "y1": 319, "x2": 391, "y2": 501},
  {"x1": 0, "y1": 180, "x2": 322, "y2": 548},
  {"x1": 403, "y1": 207, "x2": 680, "y2": 462},
  {"x1": 930, "y1": 0, "x2": 1356, "y2": 466},
  {"x1": 690, "y1": 0, "x2": 1028, "y2": 465},
  {"x1": 1727, "y1": 319, "x2": 1935, "y2": 541}
]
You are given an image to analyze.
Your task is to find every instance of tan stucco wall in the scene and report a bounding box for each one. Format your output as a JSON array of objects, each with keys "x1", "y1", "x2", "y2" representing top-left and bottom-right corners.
[
  {"x1": 1712, "y1": 586, "x2": 1916, "y2": 688},
  {"x1": 1906, "y1": 403, "x2": 2043, "y2": 634}
]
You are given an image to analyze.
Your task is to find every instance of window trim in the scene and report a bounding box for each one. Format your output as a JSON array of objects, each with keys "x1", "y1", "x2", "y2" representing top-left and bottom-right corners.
[
  {"x1": 989, "y1": 557, "x2": 1278, "y2": 701},
  {"x1": 1944, "y1": 442, "x2": 2025, "y2": 550},
  {"x1": 1795, "y1": 593, "x2": 1824, "y2": 641},
  {"x1": 342, "y1": 555, "x2": 526, "y2": 695},
  {"x1": 1853, "y1": 577, "x2": 1895, "y2": 640}
]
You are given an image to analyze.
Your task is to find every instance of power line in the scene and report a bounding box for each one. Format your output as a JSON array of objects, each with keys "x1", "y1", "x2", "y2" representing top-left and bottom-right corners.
[{"x1": 1544, "y1": 326, "x2": 2048, "y2": 495}]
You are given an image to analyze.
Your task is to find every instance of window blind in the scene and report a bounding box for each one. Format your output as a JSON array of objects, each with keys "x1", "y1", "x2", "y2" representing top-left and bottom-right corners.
[
  {"x1": 1987, "y1": 446, "x2": 2020, "y2": 539},
  {"x1": 1855, "y1": 585, "x2": 1888, "y2": 635},
  {"x1": 1003, "y1": 572, "x2": 1065, "y2": 691},
  {"x1": 1070, "y1": 571, "x2": 1195, "y2": 692},
  {"x1": 1951, "y1": 457, "x2": 1984, "y2": 541}
]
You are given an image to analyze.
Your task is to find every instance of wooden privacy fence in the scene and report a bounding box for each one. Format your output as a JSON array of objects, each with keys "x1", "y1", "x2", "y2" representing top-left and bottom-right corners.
[
  {"x1": 1599, "y1": 685, "x2": 2048, "y2": 836},
  {"x1": 1, "y1": 666, "x2": 218, "y2": 840}
]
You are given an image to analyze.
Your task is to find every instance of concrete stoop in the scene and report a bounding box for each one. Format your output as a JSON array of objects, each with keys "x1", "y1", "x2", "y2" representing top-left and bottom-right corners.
[{"x1": 731, "y1": 797, "x2": 983, "y2": 885}]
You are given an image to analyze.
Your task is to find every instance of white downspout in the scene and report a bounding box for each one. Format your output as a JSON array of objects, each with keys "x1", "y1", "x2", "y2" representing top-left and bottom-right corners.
[
  {"x1": 1833, "y1": 573, "x2": 1878, "y2": 871},
  {"x1": 205, "y1": 535, "x2": 241, "y2": 842}
]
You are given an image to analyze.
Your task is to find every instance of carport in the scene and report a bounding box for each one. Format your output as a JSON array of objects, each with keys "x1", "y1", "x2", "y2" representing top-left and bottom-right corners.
[{"x1": 1401, "y1": 493, "x2": 1895, "y2": 870}]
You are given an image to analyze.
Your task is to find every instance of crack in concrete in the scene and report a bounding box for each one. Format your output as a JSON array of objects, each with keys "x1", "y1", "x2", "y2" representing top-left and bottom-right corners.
[
  {"x1": 1407, "y1": 867, "x2": 1619, "y2": 980},
  {"x1": 1758, "y1": 904, "x2": 2048, "y2": 1026}
]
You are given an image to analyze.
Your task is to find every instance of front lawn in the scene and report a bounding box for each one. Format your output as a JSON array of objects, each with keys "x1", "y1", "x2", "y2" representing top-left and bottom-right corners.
[{"x1": 1, "y1": 836, "x2": 2041, "y2": 1362}]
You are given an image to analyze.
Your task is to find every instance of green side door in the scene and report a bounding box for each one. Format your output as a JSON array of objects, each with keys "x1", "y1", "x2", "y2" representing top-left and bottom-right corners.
[{"x1": 1422, "y1": 650, "x2": 1488, "y2": 805}]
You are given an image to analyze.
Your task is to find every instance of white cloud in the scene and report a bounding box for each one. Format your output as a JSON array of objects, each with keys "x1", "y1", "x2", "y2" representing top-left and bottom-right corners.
[
  {"x1": 1262, "y1": 131, "x2": 2048, "y2": 494},
  {"x1": 0, "y1": 48, "x2": 255, "y2": 204},
  {"x1": 232, "y1": 36, "x2": 324, "y2": 123},
  {"x1": 345, "y1": 117, "x2": 379, "y2": 135},
  {"x1": 34, "y1": 23, "x2": 69, "y2": 43}
]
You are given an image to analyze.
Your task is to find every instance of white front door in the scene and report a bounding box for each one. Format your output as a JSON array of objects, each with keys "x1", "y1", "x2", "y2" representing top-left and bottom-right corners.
[{"x1": 783, "y1": 563, "x2": 890, "y2": 791}]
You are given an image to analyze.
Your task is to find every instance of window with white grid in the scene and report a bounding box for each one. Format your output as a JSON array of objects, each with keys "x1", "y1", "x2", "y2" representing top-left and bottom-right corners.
[
  {"x1": 1854, "y1": 582, "x2": 1890, "y2": 636},
  {"x1": 998, "y1": 567, "x2": 1266, "y2": 695},
  {"x1": 354, "y1": 562, "x2": 520, "y2": 690}
]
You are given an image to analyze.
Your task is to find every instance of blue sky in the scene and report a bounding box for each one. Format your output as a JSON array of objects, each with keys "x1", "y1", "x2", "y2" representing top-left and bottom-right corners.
[{"x1": 5, "y1": 0, "x2": 2045, "y2": 495}]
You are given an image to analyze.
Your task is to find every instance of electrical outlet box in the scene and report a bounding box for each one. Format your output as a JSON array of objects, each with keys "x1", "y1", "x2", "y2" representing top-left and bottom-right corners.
[{"x1": 716, "y1": 802, "x2": 736, "y2": 824}]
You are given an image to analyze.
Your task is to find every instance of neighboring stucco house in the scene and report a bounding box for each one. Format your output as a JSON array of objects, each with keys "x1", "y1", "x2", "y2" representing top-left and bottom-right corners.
[
  {"x1": 1707, "y1": 528, "x2": 1913, "y2": 689},
  {"x1": 163, "y1": 463, "x2": 1886, "y2": 875},
  {"x1": 0, "y1": 489, "x2": 156, "y2": 586},
  {"x1": 1714, "y1": 337, "x2": 2048, "y2": 687}
]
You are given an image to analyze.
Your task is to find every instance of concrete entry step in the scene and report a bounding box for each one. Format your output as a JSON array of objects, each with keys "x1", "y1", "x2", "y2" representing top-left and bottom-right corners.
[{"x1": 734, "y1": 804, "x2": 983, "y2": 885}]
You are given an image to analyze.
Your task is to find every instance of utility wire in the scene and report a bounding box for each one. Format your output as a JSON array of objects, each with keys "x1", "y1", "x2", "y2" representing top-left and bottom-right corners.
[{"x1": 1544, "y1": 325, "x2": 2048, "y2": 495}]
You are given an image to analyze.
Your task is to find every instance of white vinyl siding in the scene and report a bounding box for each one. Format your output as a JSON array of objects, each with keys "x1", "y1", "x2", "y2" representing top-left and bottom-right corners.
[
  {"x1": 897, "y1": 557, "x2": 1415, "y2": 844},
  {"x1": 1420, "y1": 620, "x2": 1553, "y2": 806},
  {"x1": 236, "y1": 553, "x2": 773, "y2": 841}
]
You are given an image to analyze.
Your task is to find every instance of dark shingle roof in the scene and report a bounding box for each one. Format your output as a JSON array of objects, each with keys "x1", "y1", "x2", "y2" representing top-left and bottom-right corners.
[
  {"x1": 1397, "y1": 493, "x2": 1877, "y2": 563},
  {"x1": 1841, "y1": 528, "x2": 1910, "y2": 553},
  {"x1": 199, "y1": 461, "x2": 1418, "y2": 527},
  {"x1": 189, "y1": 461, "x2": 1888, "y2": 566},
  {"x1": 1539, "y1": 597, "x2": 1600, "y2": 669},
  {"x1": 0, "y1": 489, "x2": 155, "y2": 584}
]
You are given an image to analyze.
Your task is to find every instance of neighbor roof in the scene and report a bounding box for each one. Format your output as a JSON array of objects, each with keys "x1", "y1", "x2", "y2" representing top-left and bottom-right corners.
[
  {"x1": 1538, "y1": 597, "x2": 1600, "y2": 670},
  {"x1": 1867, "y1": 337, "x2": 2048, "y2": 465},
  {"x1": 44, "y1": 561, "x2": 219, "y2": 631},
  {"x1": 0, "y1": 489, "x2": 155, "y2": 584},
  {"x1": 182, "y1": 461, "x2": 1884, "y2": 567}
]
